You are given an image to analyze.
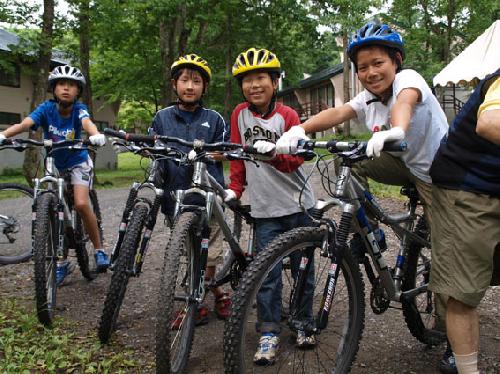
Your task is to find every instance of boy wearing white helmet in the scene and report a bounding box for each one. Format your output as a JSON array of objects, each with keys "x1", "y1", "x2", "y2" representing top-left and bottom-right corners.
[{"x1": 0, "y1": 65, "x2": 110, "y2": 284}]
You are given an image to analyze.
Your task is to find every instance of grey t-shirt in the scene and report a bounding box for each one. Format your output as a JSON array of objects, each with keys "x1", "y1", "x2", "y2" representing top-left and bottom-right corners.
[{"x1": 348, "y1": 69, "x2": 449, "y2": 183}]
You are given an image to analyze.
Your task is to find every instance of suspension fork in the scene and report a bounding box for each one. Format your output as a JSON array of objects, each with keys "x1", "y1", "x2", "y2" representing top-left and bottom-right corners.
[
  {"x1": 110, "y1": 183, "x2": 140, "y2": 263},
  {"x1": 317, "y1": 203, "x2": 355, "y2": 330},
  {"x1": 134, "y1": 188, "x2": 163, "y2": 274}
]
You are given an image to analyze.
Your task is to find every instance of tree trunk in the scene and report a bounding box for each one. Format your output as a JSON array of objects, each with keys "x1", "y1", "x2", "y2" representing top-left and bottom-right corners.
[
  {"x1": 78, "y1": 0, "x2": 93, "y2": 114},
  {"x1": 342, "y1": 30, "x2": 351, "y2": 137},
  {"x1": 23, "y1": 0, "x2": 54, "y2": 186},
  {"x1": 223, "y1": 14, "x2": 233, "y2": 120}
]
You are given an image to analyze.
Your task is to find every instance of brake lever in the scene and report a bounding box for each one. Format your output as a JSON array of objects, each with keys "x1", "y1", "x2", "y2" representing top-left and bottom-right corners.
[{"x1": 224, "y1": 152, "x2": 260, "y2": 167}]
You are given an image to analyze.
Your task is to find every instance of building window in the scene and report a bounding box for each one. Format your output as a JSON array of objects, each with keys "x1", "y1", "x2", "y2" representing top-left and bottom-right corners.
[
  {"x1": 0, "y1": 112, "x2": 21, "y2": 125},
  {"x1": 0, "y1": 64, "x2": 21, "y2": 87},
  {"x1": 310, "y1": 84, "x2": 335, "y2": 114}
]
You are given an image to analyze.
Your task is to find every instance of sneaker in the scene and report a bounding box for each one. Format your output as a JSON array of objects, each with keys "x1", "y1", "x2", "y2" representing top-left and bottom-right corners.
[
  {"x1": 214, "y1": 293, "x2": 231, "y2": 320},
  {"x1": 439, "y1": 343, "x2": 458, "y2": 374},
  {"x1": 171, "y1": 305, "x2": 209, "y2": 330},
  {"x1": 56, "y1": 261, "x2": 75, "y2": 286},
  {"x1": 95, "y1": 249, "x2": 110, "y2": 272},
  {"x1": 296, "y1": 330, "x2": 316, "y2": 349},
  {"x1": 253, "y1": 333, "x2": 279, "y2": 366}
]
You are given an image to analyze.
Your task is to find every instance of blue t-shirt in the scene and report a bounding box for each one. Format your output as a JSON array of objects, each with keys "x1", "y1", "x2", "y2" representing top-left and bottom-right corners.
[{"x1": 29, "y1": 100, "x2": 90, "y2": 170}]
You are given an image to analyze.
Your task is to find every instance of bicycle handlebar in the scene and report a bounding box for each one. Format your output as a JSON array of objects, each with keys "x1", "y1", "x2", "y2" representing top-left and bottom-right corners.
[
  {"x1": 0, "y1": 138, "x2": 94, "y2": 151},
  {"x1": 297, "y1": 139, "x2": 408, "y2": 154},
  {"x1": 104, "y1": 128, "x2": 259, "y2": 154}
]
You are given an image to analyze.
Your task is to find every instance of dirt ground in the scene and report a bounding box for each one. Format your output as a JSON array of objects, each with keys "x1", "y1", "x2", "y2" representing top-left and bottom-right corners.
[{"x1": 1, "y1": 177, "x2": 499, "y2": 373}]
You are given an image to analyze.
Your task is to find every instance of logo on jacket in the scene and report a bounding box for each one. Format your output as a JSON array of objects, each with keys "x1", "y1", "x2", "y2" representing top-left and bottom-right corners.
[
  {"x1": 200, "y1": 121, "x2": 210, "y2": 128},
  {"x1": 243, "y1": 125, "x2": 279, "y2": 143}
]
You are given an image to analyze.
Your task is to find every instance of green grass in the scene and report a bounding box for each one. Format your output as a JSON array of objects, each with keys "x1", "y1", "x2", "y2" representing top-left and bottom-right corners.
[{"x1": 0, "y1": 298, "x2": 140, "y2": 373}]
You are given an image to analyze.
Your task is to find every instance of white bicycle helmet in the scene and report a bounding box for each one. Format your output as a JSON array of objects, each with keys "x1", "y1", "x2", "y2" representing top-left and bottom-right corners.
[{"x1": 48, "y1": 65, "x2": 86, "y2": 89}]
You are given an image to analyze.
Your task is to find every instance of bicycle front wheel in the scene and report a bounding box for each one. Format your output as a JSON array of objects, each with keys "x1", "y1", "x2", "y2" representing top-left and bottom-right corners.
[
  {"x1": 156, "y1": 211, "x2": 201, "y2": 374},
  {"x1": 75, "y1": 189, "x2": 103, "y2": 280},
  {"x1": 99, "y1": 203, "x2": 149, "y2": 344},
  {"x1": 33, "y1": 192, "x2": 58, "y2": 326},
  {"x1": 0, "y1": 183, "x2": 33, "y2": 265},
  {"x1": 224, "y1": 226, "x2": 365, "y2": 374}
]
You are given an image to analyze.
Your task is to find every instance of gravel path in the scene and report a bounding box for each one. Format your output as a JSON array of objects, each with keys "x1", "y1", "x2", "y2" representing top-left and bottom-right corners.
[{"x1": 1, "y1": 172, "x2": 498, "y2": 373}]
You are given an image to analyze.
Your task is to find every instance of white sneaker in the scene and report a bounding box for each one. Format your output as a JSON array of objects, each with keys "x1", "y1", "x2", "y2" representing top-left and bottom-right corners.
[
  {"x1": 296, "y1": 330, "x2": 316, "y2": 348},
  {"x1": 253, "y1": 333, "x2": 279, "y2": 365}
]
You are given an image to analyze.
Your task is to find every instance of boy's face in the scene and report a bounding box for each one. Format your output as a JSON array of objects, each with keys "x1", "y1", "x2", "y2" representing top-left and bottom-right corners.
[
  {"x1": 172, "y1": 69, "x2": 205, "y2": 105},
  {"x1": 54, "y1": 79, "x2": 79, "y2": 104},
  {"x1": 241, "y1": 71, "x2": 278, "y2": 113},
  {"x1": 356, "y1": 45, "x2": 397, "y2": 98}
]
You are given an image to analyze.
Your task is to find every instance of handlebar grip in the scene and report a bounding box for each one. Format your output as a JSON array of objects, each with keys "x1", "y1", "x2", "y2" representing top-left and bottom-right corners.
[
  {"x1": 382, "y1": 140, "x2": 408, "y2": 152},
  {"x1": 103, "y1": 128, "x2": 124, "y2": 138},
  {"x1": 242, "y1": 145, "x2": 259, "y2": 154}
]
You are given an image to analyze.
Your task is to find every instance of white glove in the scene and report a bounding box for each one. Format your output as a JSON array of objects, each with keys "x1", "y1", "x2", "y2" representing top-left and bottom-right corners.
[
  {"x1": 253, "y1": 140, "x2": 276, "y2": 155},
  {"x1": 0, "y1": 134, "x2": 6, "y2": 145},
  {"x1": 89, "y1": 133, "x2": 106, "y2": 146},
  {"x1": 224, "y1": 189, "x2": 237, "y2": 202},
  {"x1": 275, "y1": 125, "x2": 309, "y2": 154},
  {"x1": 187, "y1": 149, "x2": 197, "y2": 161},
  {"x1": 366, "y1": 126, "x2": 405, "y2": 158}
]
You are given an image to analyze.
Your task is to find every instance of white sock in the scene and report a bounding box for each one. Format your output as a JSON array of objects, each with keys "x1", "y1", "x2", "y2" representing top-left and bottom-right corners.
[{"x1": 454, "y1": 352, "x2": 479, "y2": 374}]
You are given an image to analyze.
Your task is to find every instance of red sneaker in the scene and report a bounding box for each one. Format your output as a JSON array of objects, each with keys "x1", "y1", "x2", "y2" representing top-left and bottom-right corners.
[{"x1": 214, "y1": 293, "x2": 232, "y2": 320}]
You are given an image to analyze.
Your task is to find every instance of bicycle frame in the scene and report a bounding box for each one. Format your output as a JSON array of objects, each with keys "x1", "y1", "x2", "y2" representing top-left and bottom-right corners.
[{"x1": 173, "y1": 158, "x2": 255, "y2": 303}]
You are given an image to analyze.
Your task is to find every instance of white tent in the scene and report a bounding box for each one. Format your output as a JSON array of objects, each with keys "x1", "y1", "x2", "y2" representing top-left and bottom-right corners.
[{"x1": 433, "y1": 20, "x2": 500, "y2": 87}]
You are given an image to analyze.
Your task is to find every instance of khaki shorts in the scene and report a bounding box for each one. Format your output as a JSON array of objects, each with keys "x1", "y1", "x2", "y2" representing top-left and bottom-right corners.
[
  {"x1": 67, "y1": 158, "x2": 94, "y2": 188},
  {"x1": 207, "y1": 219, "x2": 223, "y2": 267},
  {"x1": 429, "y1": 186, "x2": 500, "y2": 307}
]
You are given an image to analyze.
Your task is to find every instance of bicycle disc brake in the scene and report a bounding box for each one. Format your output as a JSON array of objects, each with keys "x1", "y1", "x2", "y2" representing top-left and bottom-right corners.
[
  {"x1": 370, "y1": 278, "x2": 390, "y2": 314},
  {"x1": 230, "y1": 260, "x2": 244, "y2": 290}
]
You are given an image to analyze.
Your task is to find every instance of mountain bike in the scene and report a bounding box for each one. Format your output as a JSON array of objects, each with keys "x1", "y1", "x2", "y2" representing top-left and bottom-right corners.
[
  {"x1": 1, "y1": 138, "x2": 103, "y2": 326},
  {"x1": 223, "y1": 139, "x2": 446, "y2": 373},
  {"x1": 0, "y1": 183, "x2": 33, "y2": 265},
  {"x1": 112, "y1": 131, "x2": 261, "y2": 374},
  {"x1": 98, "y1": 129, "x2": 186, "y2": 343}
]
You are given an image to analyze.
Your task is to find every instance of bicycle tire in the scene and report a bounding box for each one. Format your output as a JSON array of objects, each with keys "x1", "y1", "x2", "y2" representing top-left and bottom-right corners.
[
  {"x1": 402, "y1": 217, "x2": 446, "y2": 346},
  {"x1": 33, "y1": 192, "x2": 58, "y2": 327},
  {"x1": 224, "y1": 226, "x2": 365, "y2": 374},
  {"x1": 156, "y1": 211, "x2": 200, "y2": 374},
  {"x1": 75, "y1": 189, "x2": 103, "y2": 280},
  {"x1": 0, "y1": 183, "x2": 33, "y2": 265},
  {"x1": 98, "y1": 203, "x2": 149, "y2": 344}
]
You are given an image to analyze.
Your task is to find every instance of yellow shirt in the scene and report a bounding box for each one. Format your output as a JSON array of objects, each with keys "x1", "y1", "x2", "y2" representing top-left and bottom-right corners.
[{"x1": 477, "y1": 76, "x2": 500, "y2": 116}]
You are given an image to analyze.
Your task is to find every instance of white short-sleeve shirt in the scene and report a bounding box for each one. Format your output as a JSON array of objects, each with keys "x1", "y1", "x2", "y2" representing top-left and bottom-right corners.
[{"x1": 348, "y1": 69, "x2": 448, "y2": 183}]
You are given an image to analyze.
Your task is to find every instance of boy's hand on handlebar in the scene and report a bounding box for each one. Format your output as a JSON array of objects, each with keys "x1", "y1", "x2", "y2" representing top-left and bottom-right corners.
[
  {"x1": 366, "y1": 127, "x2": 405, "y2": 158},
  {"x1": 224, "y1": 189, "x2": 238, "y2": 202},
  {"x1": 0, "y1": 134, "x2": 6, "y2": 145},
  {"x1": 276, "y1": 125, "x2": 309, "y2": 154},
  {"x1": 253, "y1": 140, "x2": 276, "y2": 156},
  {"x1": 89, "y1": 133, "x2": 106, "y2": 146}
]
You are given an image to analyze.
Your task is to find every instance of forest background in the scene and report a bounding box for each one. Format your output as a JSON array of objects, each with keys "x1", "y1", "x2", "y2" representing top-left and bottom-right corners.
[{"x1": 1, "y1": 0, "x2": 498, "y2": 133}]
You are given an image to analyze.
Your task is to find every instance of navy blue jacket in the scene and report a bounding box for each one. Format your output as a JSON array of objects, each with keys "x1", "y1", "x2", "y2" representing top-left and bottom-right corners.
[
  {"x1": 150, "y1": 104, "x2": 229, "y2": 215},
  {"x1": 430, "y1": 68, "x2": 500, "y2": 196}
]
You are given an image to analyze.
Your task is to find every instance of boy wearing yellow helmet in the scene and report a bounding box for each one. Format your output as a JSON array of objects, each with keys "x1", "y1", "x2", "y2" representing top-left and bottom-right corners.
[
  {"x1": 149, "y1": 54, "x2": 231, "y2": 322},
  {"x1": 225, "y1": 47, "x2": 316, "y2": 365}
]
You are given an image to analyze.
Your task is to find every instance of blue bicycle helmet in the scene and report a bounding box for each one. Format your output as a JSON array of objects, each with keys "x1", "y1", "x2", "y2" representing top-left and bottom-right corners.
[{"x1": 347, "y1": 22, "x2": 405, "y2": 62}]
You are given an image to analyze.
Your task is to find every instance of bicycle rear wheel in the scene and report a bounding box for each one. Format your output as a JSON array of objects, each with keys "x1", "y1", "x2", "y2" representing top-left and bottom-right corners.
[
  {"x1": 224, "y1": 226, "x2": 365, "y2": 374},
  {"x1": 156, "y1": 211, "x2": 201, "y2": 374},
  {"x1": 99, "y1": 203, "x2": 149, "y2": 343},
  {"x1": 75, "y1": 189, "x2": 103, "y2": 280},
  {"x1": 402, "y1": 217, "x2": 446, "y2": 346},
  {"x1": 33, "y1": 192, "x2": 58, "y2": 327},
  {"x1": 0, "y1": 183, "x2": 33, "y2": 265}
]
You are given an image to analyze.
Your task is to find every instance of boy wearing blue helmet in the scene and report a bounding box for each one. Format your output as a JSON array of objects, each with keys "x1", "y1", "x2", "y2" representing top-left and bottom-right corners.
[
  {"x1": 276, "y1": 22, "x2": 453, "y2": 372},
  {"x1": 277, "y1": 22, "x2": 448, "y2": 224}
]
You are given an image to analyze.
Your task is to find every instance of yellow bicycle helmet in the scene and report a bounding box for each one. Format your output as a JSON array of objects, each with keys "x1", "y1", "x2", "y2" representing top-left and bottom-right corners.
[
  {"x1": 232, "y1": 48, "x2": 281, "y2": 78},
  {"x1": 171, "y1": 53, "x2": 212, "y2": 82}
]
